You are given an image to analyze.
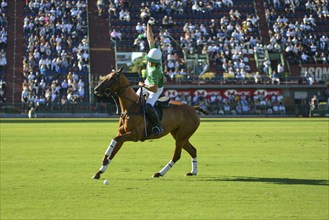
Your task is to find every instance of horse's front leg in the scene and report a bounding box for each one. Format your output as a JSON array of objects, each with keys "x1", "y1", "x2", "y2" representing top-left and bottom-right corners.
[
  {"x1": 92, "y1": 138, "x2": 123, "y2": 179},
  {"x1": 92, "y1": 129, "x2": 140, "y2": 180}
]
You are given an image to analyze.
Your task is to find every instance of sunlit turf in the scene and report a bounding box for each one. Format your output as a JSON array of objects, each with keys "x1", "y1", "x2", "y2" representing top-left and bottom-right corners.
[{"x1": 1, "y1": 118, "x2": 328, "y2": 219}]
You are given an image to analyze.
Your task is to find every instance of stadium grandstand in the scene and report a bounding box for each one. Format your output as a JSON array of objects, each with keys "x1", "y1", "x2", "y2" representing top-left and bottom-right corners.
[{"x1": 1, "y1": 0, "x2": 328, "y2": 117}]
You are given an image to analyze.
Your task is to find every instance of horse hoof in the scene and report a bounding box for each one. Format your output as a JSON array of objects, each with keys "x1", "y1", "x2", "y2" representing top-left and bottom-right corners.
[
  {"x1": 92, "y1": 174, "x2": 100, "y2": 179},
  {"x1": 152, "y1": 173, "x2": 162, "y2": 178},
  {"x1": 185, "y1": 173, "x2": 197, "y2": 176},
  {"x1": 92, "y1": 172, "x2": 101, "y2": 179}
]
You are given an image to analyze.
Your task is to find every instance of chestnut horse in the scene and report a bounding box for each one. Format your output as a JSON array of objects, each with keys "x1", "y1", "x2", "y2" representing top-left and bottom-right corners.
[{"x1": 92, "y1": 67, "x2": 204, "y2": 178}]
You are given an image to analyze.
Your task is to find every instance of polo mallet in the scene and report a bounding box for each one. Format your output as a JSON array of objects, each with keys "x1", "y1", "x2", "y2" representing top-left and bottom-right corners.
[
  {"x1": 166, "y1": 32, "x2": 185, "y2": 52},
  {"x1": 166, "y1": 31, "x2": 209, "y2": 77}
]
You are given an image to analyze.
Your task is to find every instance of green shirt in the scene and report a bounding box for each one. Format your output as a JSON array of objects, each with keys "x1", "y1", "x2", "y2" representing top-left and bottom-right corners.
[
  {"x1": 145, "y1": 64, "x2": 164, "y2": 88},
  {"x1": 145, "y1": 46, "x2": 164, "y2": 88}
]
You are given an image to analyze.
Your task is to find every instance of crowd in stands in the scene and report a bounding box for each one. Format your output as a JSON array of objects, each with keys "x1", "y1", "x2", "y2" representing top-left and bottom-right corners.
[
  {"x1": 94, "y1": 0, "x2": 329, "y2": 113},
  {"x1": 0, "y1": 0, "x2": 7, "y2": 103},
  {"x1": 108, "y1": 1, "x2": 275, "y2": 85},
  {"x1": 0, "y1": 0, "x2": 322, "y2": 114},
  {"x1": 173, "y1": 92, "x2": 286, "y2": 115},
  {"x1": 104, "y1": 0, "x2": 328, "y2": 84},
  {"x1": 265, "y1": 0, "x2": 329, "y2": 65},
  {"x1": 104, "y1": 0, "x2": 262, "y2": 83},
  {"x1": 100, "y1": 0, "x2": 288, "y2": 115},
  {"x1": 21, "y1": 0, "x2": 90, "y2": 112},
  {"x1": 181, "y1": 13, "x2": 260, "y2": 78}
]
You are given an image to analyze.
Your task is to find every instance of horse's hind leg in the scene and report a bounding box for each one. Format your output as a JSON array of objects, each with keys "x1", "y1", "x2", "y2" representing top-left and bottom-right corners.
[
  {"x1": 153, "y1": 128, "x2": 192, "y2": 177},
  {"x1": 156, "y1": 139, "x2": 198, "y2": 177},
  {"x1": 152, "y1": 129, "x2": 185, "y2": 177},
  {"x1": 183, "y1": 141, "x2": 198, "y2": 176},
  {"x1": 152, "y1": 141, "x2": 183, "y2": 178},
  {"x1": 172, "y1": 127, "x2": 198, "y2": 176}
]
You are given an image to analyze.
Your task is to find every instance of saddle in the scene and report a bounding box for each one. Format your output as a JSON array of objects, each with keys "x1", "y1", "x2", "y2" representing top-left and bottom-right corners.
[{"x1": 154, "y1": 96, "x2": 171, "y2": 120}]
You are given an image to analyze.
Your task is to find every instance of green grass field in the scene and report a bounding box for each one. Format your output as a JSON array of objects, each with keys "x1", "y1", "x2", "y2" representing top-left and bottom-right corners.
[{"x1": 1, "y1": 118, "x2": 328, "y2": 220}]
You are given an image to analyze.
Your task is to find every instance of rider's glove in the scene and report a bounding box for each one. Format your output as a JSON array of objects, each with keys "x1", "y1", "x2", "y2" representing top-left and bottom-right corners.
[{"x1": 148, "y1": 17, "x2": 156, "y2": 25}]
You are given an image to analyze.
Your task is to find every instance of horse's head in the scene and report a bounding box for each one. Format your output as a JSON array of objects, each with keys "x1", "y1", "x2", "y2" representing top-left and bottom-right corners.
[{"x1": 94, "y1": 66, "x2": 125, "y2": 97}]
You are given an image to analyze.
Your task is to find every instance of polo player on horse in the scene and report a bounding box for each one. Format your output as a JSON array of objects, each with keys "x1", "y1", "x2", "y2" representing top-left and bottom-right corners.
[
  {"x1": 92, "y1": 18, "x2": 207, "y2": 179},
  {"x1": 136, "y1": 17, "x2": 164, "y2": 136}
]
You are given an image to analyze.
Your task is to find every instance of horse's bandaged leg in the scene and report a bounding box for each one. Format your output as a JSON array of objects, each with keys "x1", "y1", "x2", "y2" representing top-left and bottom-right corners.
[
  {"x1": 99, "y1": 140, "x2": 117, "y2": 173},
  {"x1": 159, "y1": 160, "x2": 175, "y2": 176},
  {"x1": 100, "y1": 159, "x2": 111, "y2": 172},
  {"x1": 191, "y1": 157, "x2": 198, "y2": 174},
  {"x1": 105, "y1": 139, "x2": 117, "y2": 156}
]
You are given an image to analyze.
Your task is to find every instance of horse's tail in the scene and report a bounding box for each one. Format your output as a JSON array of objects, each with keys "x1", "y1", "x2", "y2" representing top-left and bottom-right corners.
[{"x1": 194, "y1": 106, "x2": 209, "y2": 115}]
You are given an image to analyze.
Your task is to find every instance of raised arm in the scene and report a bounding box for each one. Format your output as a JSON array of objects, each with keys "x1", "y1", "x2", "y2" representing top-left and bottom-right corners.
[{"x1": 147, "y1": 18, "x2": 155, "y2": 48}]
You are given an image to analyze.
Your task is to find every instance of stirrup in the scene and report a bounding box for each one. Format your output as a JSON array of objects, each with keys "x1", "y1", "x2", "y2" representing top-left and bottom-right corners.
[{"x1": 152, "y1": 126, "x2": 163, "y2": 136}]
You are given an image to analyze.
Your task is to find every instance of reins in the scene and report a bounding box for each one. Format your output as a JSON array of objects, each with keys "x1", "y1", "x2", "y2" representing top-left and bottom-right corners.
[
  {"x1": 98, "y1": 72, "x2": 148, "y2": 138},
  {"x1": 107, "y1": 84, "x2": 131, "y2": 116},
  {"x1": 112, "y1": 83, "x2": 148, "y2": 123},
  {"x1": 138, "y1": 86, "x2": 148, "y2": 139}
]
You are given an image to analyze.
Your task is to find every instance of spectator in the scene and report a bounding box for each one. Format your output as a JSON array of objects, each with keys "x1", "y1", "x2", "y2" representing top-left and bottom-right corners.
[
  {"x1": 97, "y1": 0, "x2": 104, "y2": 16},
  {"x1": 192, "y1": 2, "x2": 202, "y2": 14},
  {"x1": 28, "y1": 107, "x2": 37, "y2": 118},
  {"x1": 0, "y1": 49, "x2": 6, "y2": 70},
  {"x1": 306, "y1": 73, "x2": 314, "y2": 85},
  {"x1": 277, "y1": 63, "x2": 284, "y2": 77},
  {"x1": 309, "y1": 95, "x2": 317, "y2": 117},
  {"x1": 110, "y1": 29, "x2": 122, "y2": 41},
  {"x1": 78, "y1": 86, "x2": 85, "y2": 101},
  {"x1": 263, "y1": 58, "x2": 271, "y2": 74},
  {"x1": 0, "y1": 79, "x2": 5, "y2": 103},
  {"x1": 119, "y1": 9, "x2": 130, "y2": 22},
  {"x1": 135, "y1": 22, "x2": 143, "y2": 34},
  {"x1": 279, "y1": 102, "x2": 286, "y2": 115},
  {"x1": 140, "y1": 3, "x2": 150, "y2": 22},
  {"x1": 271, "y1": 71, "x2": 280, "y2": 85},
  {"x1": 21, "y1": 87, "x2": 29, "y2": 108},
  {"x1": 108, "y1": 2, "x2": 117, "y2": 18}
]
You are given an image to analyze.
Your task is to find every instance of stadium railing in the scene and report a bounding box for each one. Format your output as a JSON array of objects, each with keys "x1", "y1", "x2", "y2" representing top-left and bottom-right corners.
[{"x1": 1, "y1": 102, "x2": 328, "y2": 118}]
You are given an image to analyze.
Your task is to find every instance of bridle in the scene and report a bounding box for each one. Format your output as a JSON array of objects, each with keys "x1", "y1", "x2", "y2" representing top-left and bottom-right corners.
[
  {"x1": 102, "y1": 72, "x2": 122, "y2": 97},
  {"x1": 96, "y1": 71, "x2": 142, "y2": 113},
  {"x1": 96, "y1": 70, "x2": 147, "y2": 137}
]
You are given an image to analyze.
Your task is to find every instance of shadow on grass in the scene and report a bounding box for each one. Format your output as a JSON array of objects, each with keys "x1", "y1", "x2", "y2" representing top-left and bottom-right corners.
[{"x1": 200, "y1": 176, "x2": 329, "y2": 186}]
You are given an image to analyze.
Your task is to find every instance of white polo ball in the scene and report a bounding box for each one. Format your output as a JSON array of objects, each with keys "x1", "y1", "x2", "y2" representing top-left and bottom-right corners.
[{"x1": 103, "y1": 179, "x2": 109, "y2": 185}]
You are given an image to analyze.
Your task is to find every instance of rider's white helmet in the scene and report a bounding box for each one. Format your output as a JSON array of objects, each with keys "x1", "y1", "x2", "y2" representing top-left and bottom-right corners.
[{"x1": 145, "y1": 48, "x2": 162, "y2": 64}]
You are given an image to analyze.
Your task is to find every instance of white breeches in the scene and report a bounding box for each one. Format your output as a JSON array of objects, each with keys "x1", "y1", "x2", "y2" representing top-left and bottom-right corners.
[{"x1": 136, "y1": 86, "x2": 163, "y2": 106}]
